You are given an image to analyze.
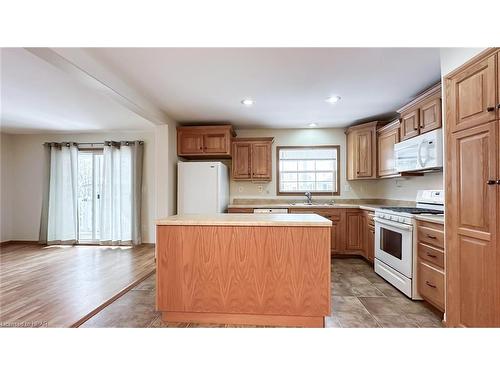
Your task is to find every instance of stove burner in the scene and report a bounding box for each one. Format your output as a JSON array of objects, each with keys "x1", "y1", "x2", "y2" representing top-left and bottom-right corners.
[{"x1": 383, "y1": 207, "x2": 443, "y2": 215}]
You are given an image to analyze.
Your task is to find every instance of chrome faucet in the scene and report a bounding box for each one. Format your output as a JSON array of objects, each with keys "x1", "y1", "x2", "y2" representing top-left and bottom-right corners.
[{"x1": 304, "y1": 191, "x2": 313, "y2": 205}]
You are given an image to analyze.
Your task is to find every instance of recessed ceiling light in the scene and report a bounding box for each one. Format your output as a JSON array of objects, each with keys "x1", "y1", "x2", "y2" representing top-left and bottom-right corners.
[
  {"x1": 308, "y1": 123, "x2": 318, "y2": 127},
  {"x1": 325, "y1": 96, "x2": 341, "y2": 104},
  {"x1": 241, "y1": 98, "x2": 255, "y2": 106}
]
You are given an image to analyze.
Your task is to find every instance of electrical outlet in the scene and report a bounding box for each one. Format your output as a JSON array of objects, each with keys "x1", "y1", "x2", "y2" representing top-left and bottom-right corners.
[
  {"x1": 395, "y1": 179, "x2": 404, "y2": 188},
  {"x1": 344, "y1": 184, "x2": 351, "y2": 192},
  {"x1": 238, "y1": 186, "x2": 244, "y2": 193},
  {"x1": 257, "y1": 185, "x2": 263, "y2": 193}
]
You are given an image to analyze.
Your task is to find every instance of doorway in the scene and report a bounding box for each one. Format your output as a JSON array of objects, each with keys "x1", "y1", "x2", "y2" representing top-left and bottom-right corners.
[{"x1": 77, "y1": 150, "x2": 103, "y2": 242}]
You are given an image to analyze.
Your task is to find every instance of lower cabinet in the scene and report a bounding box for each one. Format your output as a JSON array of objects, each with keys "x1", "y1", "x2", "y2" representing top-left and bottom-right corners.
[
  {"x1": 364, "y1": 210, "x2": 375, "y2": 263},
  {"x1": 416, "y1": 219, "x2": 445, "y2": 312}
]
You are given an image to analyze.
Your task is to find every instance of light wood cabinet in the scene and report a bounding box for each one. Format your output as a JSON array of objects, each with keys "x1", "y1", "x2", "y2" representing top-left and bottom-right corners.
[
  {"x1": 397, "y1": 83, "x2": 442, "y2": 141},
  {"x1": 346, "y1": 121, "x2": 384, "y2": 180},
  {"x1": 416, "y1": 220, "x2": 445, "y2": 312},
  {"x1": 231, "y1": 138, "x2": 273, "y2": 181},
  {"x1": 400, "y1": 109, "x2": 419, "y2": 141},
  {"x1": 446, "y1": 54, "x2": 497, "y2": 133},
  {"x1": 377, "y1": 120, "x2": 400, "y2": 178},
  {"x1": 177, "y1": 125, "x2": 235, "y2": 158},
  {"x1": 444, "y1": 48, "x2": 500, "y2": 327},
  {"x1": 345, "y1": 210, "x2": 364, "y2": 251},
  {"x1": 364, "y1": 210, "x2": 375, "y2": 263}
]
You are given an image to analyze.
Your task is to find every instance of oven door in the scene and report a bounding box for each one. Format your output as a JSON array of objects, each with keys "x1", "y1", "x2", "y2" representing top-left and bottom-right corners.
[{"x1": 374, "y1": 217, "x2": 413, "y2": 278}]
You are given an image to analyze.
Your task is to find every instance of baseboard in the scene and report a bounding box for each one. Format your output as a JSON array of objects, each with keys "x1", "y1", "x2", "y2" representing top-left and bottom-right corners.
[{"x1": 1, "y1": 240, "x2": 39, "y2": 246}]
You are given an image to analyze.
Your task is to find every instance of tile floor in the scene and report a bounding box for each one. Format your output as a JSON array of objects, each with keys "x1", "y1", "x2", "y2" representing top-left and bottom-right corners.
[{"x1": 81, "y1": 257, "x2": 444, "y2": 328}]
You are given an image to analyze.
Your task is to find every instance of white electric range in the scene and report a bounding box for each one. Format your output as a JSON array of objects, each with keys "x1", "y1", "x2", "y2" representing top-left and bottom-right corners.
[{"x1": 373, "y1": 190, "x2": 444, "y2": 299}]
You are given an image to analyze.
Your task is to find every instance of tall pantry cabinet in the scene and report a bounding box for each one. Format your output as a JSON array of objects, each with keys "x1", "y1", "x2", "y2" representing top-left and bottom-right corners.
[{"x1": 444, "y1": 48, "x2": 500, "y2": 327}]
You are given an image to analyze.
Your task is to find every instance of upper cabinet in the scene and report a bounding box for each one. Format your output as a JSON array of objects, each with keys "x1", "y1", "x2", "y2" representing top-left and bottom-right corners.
[
  {"x1": 232, "y1": 138, "x2": 273, "y2": 181},
  {"x1": 377, "y1": 120, "x2": 400, "y2": 178},
  {"x1": 177, "y1": 125, "x2": 236, "y2": 158},
  {"x1": 446, "y1": 54, "x2": 497, "y2": 133},
  {"x1": 397, "y1": 83, "x2": 442, "y2": 141},
  {"x1": 346, "y1": 121, "x2": 385, "y2": 180}
]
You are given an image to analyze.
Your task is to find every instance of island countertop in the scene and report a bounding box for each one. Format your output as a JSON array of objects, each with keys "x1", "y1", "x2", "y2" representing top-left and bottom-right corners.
[{"x1": 156, "y1": 213, "x2": 332, "y2": 227}]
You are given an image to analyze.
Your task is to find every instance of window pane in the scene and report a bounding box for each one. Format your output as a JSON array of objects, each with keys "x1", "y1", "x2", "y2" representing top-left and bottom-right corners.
[
  {"x1": 281, "y1": 172, "x2": 297, "y2": 182},
  {"x1": 281, "y1": 160, "x2": 297, "y2": 171},
  {"x1": 278, "y1": 146, "x2": 339, "y2": 194},
  {"x1": 316, "y1": 159, "x2": 334, "y2": 171},
  {"x1": 298, "y1": 172, "x2": 315, "y2": 181},
  {"x1": 316, "y1": 172, "x2": 333, "y2": 182},
  {"x1": 298, "y1": 160, "x2": 315, "y2": 171},
  {"x1": 298, "y1": 181, "x2": 315, "y2": 191}
]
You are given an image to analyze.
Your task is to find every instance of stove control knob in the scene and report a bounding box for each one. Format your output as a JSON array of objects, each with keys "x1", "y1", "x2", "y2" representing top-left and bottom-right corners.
[{"x1": 399, "y1": 217, "x2": 405, "y2": 223}]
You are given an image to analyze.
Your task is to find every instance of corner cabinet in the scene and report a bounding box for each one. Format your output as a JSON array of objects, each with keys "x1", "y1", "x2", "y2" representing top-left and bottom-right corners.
[
  {"x1": 398, "y1": 83, "x2": 442, "y2": 141},
  {"x1": 231, "y1": 138, "x2": 273, "y2": 181},
  {"x1": 177, "y1": 125, "x2": 236, "y2": 158},
  {"x1": 377, "y1": 120, "x2": 400, "y2": 178},
  {"x1": 346, "y1": 121, "x2": 385, "y2": 180},
  {"x1": 444, "y1": 48, "x2": 500, "y2": 327}
]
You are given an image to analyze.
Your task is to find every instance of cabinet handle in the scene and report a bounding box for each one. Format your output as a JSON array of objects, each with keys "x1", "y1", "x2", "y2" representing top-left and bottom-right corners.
[
  {"x1": 487, "y1": 180, "x2": 496, "y2": 185},
  {"x1": 487, "y1": 106, "x2": 495, "y2": 112},
  {"x1": 425, "y1": 281, "x2": 436, "y2": 288},
  {"x1": 426, "y1": 252, "x2": 437, "y2": 258},
  {"x1": 426, "y1": 234, "x2": 437, "y2": 239},
  {"x1": 497, "y1": 104, "x2": 500, "y2": 110},
  {"x1": 497, "y1": 180, "x2": 500, "y2": 185}
]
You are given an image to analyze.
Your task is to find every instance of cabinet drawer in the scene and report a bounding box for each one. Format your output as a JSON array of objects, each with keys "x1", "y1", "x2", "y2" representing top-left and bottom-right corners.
[
  {"x1": 417, "y1": 224, "x2": 444, "y2": 249},
  {"x1": 418, "y1": 260, "x2": 445, "y2": 311},
  {"x1": 418, "y1": 242, "x2": 444, "y2": 269}
]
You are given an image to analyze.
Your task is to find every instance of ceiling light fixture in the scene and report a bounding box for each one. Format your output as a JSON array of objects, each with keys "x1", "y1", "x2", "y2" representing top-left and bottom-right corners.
[
  {"x1": 325, "y1": 96, "x2": 341, "y2": 104},
  {"x1": 241, "y1": 98, "x2": 255, "y2": 106},
  {"x1": 308, "y1": 123, "x2": 318, "y2": 127}
]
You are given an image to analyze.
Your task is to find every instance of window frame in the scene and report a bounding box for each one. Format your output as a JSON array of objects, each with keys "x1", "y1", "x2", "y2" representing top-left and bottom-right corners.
[{"x1": 276, "y1": 145, "x2": 341, "y2": 196}]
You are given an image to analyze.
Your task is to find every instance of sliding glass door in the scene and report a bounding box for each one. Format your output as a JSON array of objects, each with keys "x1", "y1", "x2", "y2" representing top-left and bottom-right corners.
[{"x1": 77, "y1": 150, "x2": 103, "y2": 242}]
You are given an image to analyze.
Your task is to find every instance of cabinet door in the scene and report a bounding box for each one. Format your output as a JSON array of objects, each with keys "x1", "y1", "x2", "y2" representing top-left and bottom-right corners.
[
  {"x1": 346, "y1": 211, "x2": 364, "y2": 250},
  {"x1": 178, "y1": 132, "x2": 204, "y2": 154},
  {"x1": 400, "y1": 110, "x2": 420, "y2": 140},
  {"x1": 367, "y1": 226, "x2": 375, "y2": 263},
  {"x1": 378, "y1": 127, "x2": 399, "y2": 177},
  {"x1": 232, "y1": 143, "x2": 252, "y2": 179},
  {"x1": 447, "y1": 121, "x2": 499, "y2": 327},
  {"x1": 355, "y1": 130, "x2": 373, "y2": 178},
  {"x1": 251, "y1": 142, "x2": 272, "y2": 180},
  {"x1": 446, "y1": 54, "x2": 497, "y2": 133},
  {"x1": 203, "y1": 132, "x2": 229, "y2": 154},
  {"x1": 419, "y1": 97, "x2": 442, "y2": 134}
]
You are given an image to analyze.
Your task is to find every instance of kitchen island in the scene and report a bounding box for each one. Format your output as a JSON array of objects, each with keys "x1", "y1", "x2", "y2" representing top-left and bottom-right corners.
[{"x1": 156, "y1": 214, "x2": 332, "y2": 327}]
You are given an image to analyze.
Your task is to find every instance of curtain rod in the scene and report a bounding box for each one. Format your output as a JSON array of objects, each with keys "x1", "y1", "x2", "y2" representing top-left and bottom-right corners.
[{"x1": 44, "y1": 141, "x2": 144, "y2": 146}]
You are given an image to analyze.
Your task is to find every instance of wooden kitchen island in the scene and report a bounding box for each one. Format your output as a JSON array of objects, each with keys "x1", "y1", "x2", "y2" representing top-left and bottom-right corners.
[{"x1": 156, "y1": 214, "x2": 332, "y2": 327}]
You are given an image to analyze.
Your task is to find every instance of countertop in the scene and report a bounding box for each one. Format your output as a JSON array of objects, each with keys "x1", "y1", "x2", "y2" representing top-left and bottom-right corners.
[
  {"x1": 156, "y1": 213, "x2": 332, "y2": 227},
  {"x1": 228, "y1": 203, "x2": 383, "y2": 212}
]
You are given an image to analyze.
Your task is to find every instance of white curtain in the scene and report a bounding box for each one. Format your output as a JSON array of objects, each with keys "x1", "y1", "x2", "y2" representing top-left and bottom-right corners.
[
  {"x1": 100, "y1": 141, "x2": 143, "y2": 245},
  {"x1": 45, "y1": 143, "x2": 79, "y2": 244}
]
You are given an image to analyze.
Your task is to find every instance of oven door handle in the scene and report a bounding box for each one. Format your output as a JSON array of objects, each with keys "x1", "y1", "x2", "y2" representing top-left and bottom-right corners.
[{"x1": 374, "y1": 217, "x2": 413, "y2": 231}]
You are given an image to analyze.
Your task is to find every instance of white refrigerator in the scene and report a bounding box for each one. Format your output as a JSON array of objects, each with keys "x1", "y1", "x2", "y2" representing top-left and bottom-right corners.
[{"x1": 177, "y1": 161, "x2": 229, "y2": 214}]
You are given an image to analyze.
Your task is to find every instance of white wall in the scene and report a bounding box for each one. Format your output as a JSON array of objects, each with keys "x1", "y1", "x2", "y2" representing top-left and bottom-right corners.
[
  {"x1": 440, "y1": 48, "x2": 486, "y2": 77},
  {"x1": 1, "y1": 130, "x2": 158, "y2": 243},
  {"x1": 1, "y1": 133, "x2": 14, "y2": 241}
]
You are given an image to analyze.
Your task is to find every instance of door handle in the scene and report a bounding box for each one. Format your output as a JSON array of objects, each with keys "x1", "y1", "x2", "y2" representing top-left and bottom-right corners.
[
  {"x1": 426, "y1": 252, "x2": 437, "y2": 258},
  {"x1": 425, "y1": 281, "x2": 436, "y2": 288},
  {"x1": 497, "y1": 180, "x2": 500, "y2": 185},
  {"x1": 487, "y1": 106, "x2": 495, "y2": 112},
  {"x1": 427, "y1": 234, "x2": 437, "y2": 239},
  {"x1": 487, "y1": 180, "x2": 496, "y2": 185}
]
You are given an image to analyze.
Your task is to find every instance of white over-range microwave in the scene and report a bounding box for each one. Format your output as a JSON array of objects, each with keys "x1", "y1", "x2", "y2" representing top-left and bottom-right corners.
[{"x1": 394, "y1": 128, "x2": 443, "y2": 173}]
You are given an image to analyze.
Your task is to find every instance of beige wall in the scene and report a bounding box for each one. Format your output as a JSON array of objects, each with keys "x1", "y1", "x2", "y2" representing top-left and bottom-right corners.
[
  {"x1": 1, "y1": 133, "x2": 14, "y2": 242},
  {"x1": 0, "y1": 130, "x2": 158, "y2": 243},
  {"x1": 229, "y1": 128, "x2": 444, "y2": 202}
]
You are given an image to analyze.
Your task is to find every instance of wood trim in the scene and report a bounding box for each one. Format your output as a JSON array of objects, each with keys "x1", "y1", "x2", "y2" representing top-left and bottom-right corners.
[
  {"x1": 162, "y1": 311, "x2": 325, "y2": 328},
  {"x1": 344, "y1": 120, "x2": 386, "y2": 134},
  {"x1": 0, "y1": 240, "x2": 39, "y2": 246},
  {"x1": 72, "y1": 269, "x2": 155, "y2": 327},
  {"x1": 275, "y1": 145, "x2": 341, "y2": 196},
  {"x1": 232, "y1": 137, "x2": 274, "y2": 143},
  {"x1": 397, "y1": 82, "x2": 442, "y2": 113},
  {"x1": 443, "y1": 48, "x2": 500, "y2": 80}
]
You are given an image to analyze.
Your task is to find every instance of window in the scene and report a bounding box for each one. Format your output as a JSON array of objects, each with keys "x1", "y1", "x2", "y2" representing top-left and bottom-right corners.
[{"x1": 277, "y1": 146, "x2": 340, "y2": 195}]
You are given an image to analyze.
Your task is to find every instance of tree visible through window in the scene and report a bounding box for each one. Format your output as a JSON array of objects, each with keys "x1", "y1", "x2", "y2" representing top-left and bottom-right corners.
[{"x1": 277, "y1": 146, "x2": 340, "y2": 195}]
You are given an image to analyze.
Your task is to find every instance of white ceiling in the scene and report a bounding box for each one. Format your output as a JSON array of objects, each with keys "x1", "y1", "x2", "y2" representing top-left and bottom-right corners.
[
  {"x1": 0, "y1": 48, "x2": 155, "y2": 134},
  {"x1": 87, "y1": 48, "x2": 442, "y2": 128}
]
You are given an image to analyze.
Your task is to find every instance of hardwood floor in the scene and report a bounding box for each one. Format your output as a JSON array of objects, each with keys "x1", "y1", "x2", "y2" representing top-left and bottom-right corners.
[
  {"x1": 82, "y1": 258, "x2": 444, "y2": 328},
  {"x1": 0, "y1": 243, "x2": 155, "y2": 327}
]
